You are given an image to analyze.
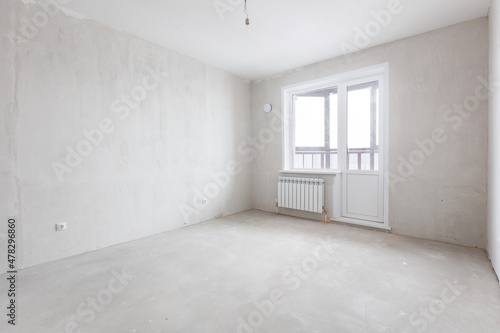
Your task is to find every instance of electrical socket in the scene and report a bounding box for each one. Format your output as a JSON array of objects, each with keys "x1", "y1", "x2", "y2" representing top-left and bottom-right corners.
[{"x1": 55, "y1": 222, "x2": 67, "y2": 232}]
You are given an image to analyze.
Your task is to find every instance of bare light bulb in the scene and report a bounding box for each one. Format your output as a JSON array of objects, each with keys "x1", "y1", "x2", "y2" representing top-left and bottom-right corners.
[{"x1": 244, "y1": 0, "x2": 251, "y2": 32}]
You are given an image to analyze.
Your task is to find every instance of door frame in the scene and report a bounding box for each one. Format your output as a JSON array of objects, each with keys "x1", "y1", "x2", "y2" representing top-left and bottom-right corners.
[{"x1": 339, "y1": 75, "x2": 385, "y2": 224}]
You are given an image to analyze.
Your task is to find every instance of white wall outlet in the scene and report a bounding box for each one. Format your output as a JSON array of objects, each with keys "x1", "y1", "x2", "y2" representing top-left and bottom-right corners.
[{"x1": 55, "y1": 223, "x2": 67, "y2": 232}]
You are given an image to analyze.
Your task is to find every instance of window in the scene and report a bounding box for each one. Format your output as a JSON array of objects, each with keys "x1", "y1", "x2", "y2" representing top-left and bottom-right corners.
[
  {"x1": 293, "y1": 88, "x2": 338, "y2": 169},
  {"x1": 282, "y1": 64, "x2": 386, "y2": 173}
]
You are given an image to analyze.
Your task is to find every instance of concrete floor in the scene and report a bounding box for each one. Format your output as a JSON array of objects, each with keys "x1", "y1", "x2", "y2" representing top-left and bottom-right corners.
[{"x1": 3, "y1": 210, "x2": 500, "y2": 333}]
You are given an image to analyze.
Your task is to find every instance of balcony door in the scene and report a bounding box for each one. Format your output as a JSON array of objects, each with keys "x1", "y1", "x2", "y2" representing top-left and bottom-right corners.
[
  {"x1": 339, "y1": 79, "x2": 384, "y2": 223},
  {"x1": 283, "y1": 64, "x2": 389, "y2": 229}
]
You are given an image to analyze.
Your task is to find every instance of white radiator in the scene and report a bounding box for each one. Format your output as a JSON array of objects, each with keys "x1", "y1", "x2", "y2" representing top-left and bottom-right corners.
[{"x1": 277, "y1": 177, "x2": 325, "y2": 213}]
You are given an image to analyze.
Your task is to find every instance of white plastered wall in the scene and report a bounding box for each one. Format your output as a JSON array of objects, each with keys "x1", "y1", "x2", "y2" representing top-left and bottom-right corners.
[
  {"x1": 1, "y1": 0, "x2": 252, "y2": 269},
  {"x1": 252, "y1": 18, "x2": 489, "y2": 249},
  {"x1": 488, "y1": 0, "x2": 500, "y2": 283}
]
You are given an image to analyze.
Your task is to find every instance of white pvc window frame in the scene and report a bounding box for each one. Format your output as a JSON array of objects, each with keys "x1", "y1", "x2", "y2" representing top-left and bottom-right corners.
[
  {"x1": 282, "y1": 63, "x2": 389, "y2": 173},
  {"x1": 282, "y1": 63, "x2": 390, "y2": 230}
]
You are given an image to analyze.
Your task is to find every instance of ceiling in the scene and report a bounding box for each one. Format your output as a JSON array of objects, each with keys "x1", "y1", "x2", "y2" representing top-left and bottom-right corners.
[{"x1": 60, "y1": 0, "x2": 491, "y2": 80}]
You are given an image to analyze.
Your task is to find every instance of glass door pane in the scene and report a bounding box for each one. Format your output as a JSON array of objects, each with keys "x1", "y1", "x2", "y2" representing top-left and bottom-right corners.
[{"x1": 347, "y1": 82, "x2": 379, "y2": 171}]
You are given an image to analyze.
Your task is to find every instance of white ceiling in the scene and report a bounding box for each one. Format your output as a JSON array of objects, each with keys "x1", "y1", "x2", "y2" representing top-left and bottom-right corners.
[{"x1": 60, "y1": 0, "x2": 491, "y2": 80}]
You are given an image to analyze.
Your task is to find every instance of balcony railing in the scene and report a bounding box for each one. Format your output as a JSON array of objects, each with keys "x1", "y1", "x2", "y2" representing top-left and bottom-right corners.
[
  {"x1": 294, "y1": 148, "x2": 378, "y2": 170},
  {"x1": 294, "y1": 151, "x2": 338, "y2": 169}
]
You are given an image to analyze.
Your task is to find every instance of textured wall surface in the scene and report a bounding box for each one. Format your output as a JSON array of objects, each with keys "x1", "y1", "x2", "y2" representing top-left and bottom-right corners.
[
  {"x1": 252, "y1": 18, "x2": 488, "y2": 249},
  {"x1": 488, "y1": 0, "x2": 500, "y2": 283},
  {"x1": 0, "y1": 0, "x2": 18, "y2": 274},
  {"x1": 2, "y1": 0, "x2": 252, "y2": 268}
]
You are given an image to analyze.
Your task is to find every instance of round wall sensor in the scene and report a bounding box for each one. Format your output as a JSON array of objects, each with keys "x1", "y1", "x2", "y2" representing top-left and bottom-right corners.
[{"x1": 264, "y1": 103, "x2": 273, "y2": 113}]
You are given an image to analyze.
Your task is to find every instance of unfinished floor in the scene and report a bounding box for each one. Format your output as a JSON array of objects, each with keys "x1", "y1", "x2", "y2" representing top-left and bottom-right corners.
[{"x1": 5, "y1": 210, "x2": 500, "y2": 333}]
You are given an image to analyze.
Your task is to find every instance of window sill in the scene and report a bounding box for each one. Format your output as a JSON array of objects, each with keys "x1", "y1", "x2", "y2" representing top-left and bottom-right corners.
[{"x1": 280, "y1": 170, "x2": 342, "y2": 175}]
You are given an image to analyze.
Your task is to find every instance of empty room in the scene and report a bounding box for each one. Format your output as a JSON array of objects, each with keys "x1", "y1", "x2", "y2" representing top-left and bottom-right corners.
[{"x1": 2, "y1": 0, "x2": 500, "y2": 332}]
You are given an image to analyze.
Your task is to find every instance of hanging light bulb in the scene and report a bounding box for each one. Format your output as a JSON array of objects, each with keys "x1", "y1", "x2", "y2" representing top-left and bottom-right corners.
[
  {"x1": 245, "y1": 18, "x2": 251, "y2": 32},
  {"x1": 244, "y1": 0, "x2": 251, "y2": 31}
]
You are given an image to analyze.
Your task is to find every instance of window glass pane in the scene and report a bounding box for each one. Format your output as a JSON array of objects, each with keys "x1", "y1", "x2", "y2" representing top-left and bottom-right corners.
[
  {"x1": 348, "y1": 88, "x2": 371, "y2": 149},
  {"x1": 348, "y1": 154, "x2": 358, "y2": 170},
  {"x1": 330, "y1": 154, "x2": 339, "y2": 170},
  {"x1": 292, "y1": 88, "x2": 338, "y2": 170},
  {"x1": 304, "y1": 154, "x2": 313, "y2": 169},
  {"x1": 294, "y1": 96, "x2": 324, "y2": 147},
  {"x1": 361, "y1": 153, "x2": 371, "y2": 171},
  {"x1": 347, "y1": 82, "x2": 379, "y2": 170}
]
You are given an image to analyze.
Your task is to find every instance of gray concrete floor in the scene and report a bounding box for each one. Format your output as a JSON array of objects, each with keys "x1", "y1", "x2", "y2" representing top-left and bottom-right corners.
[{"x1": 3, "y1": 210, "x2": 500, "y2": 333}]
